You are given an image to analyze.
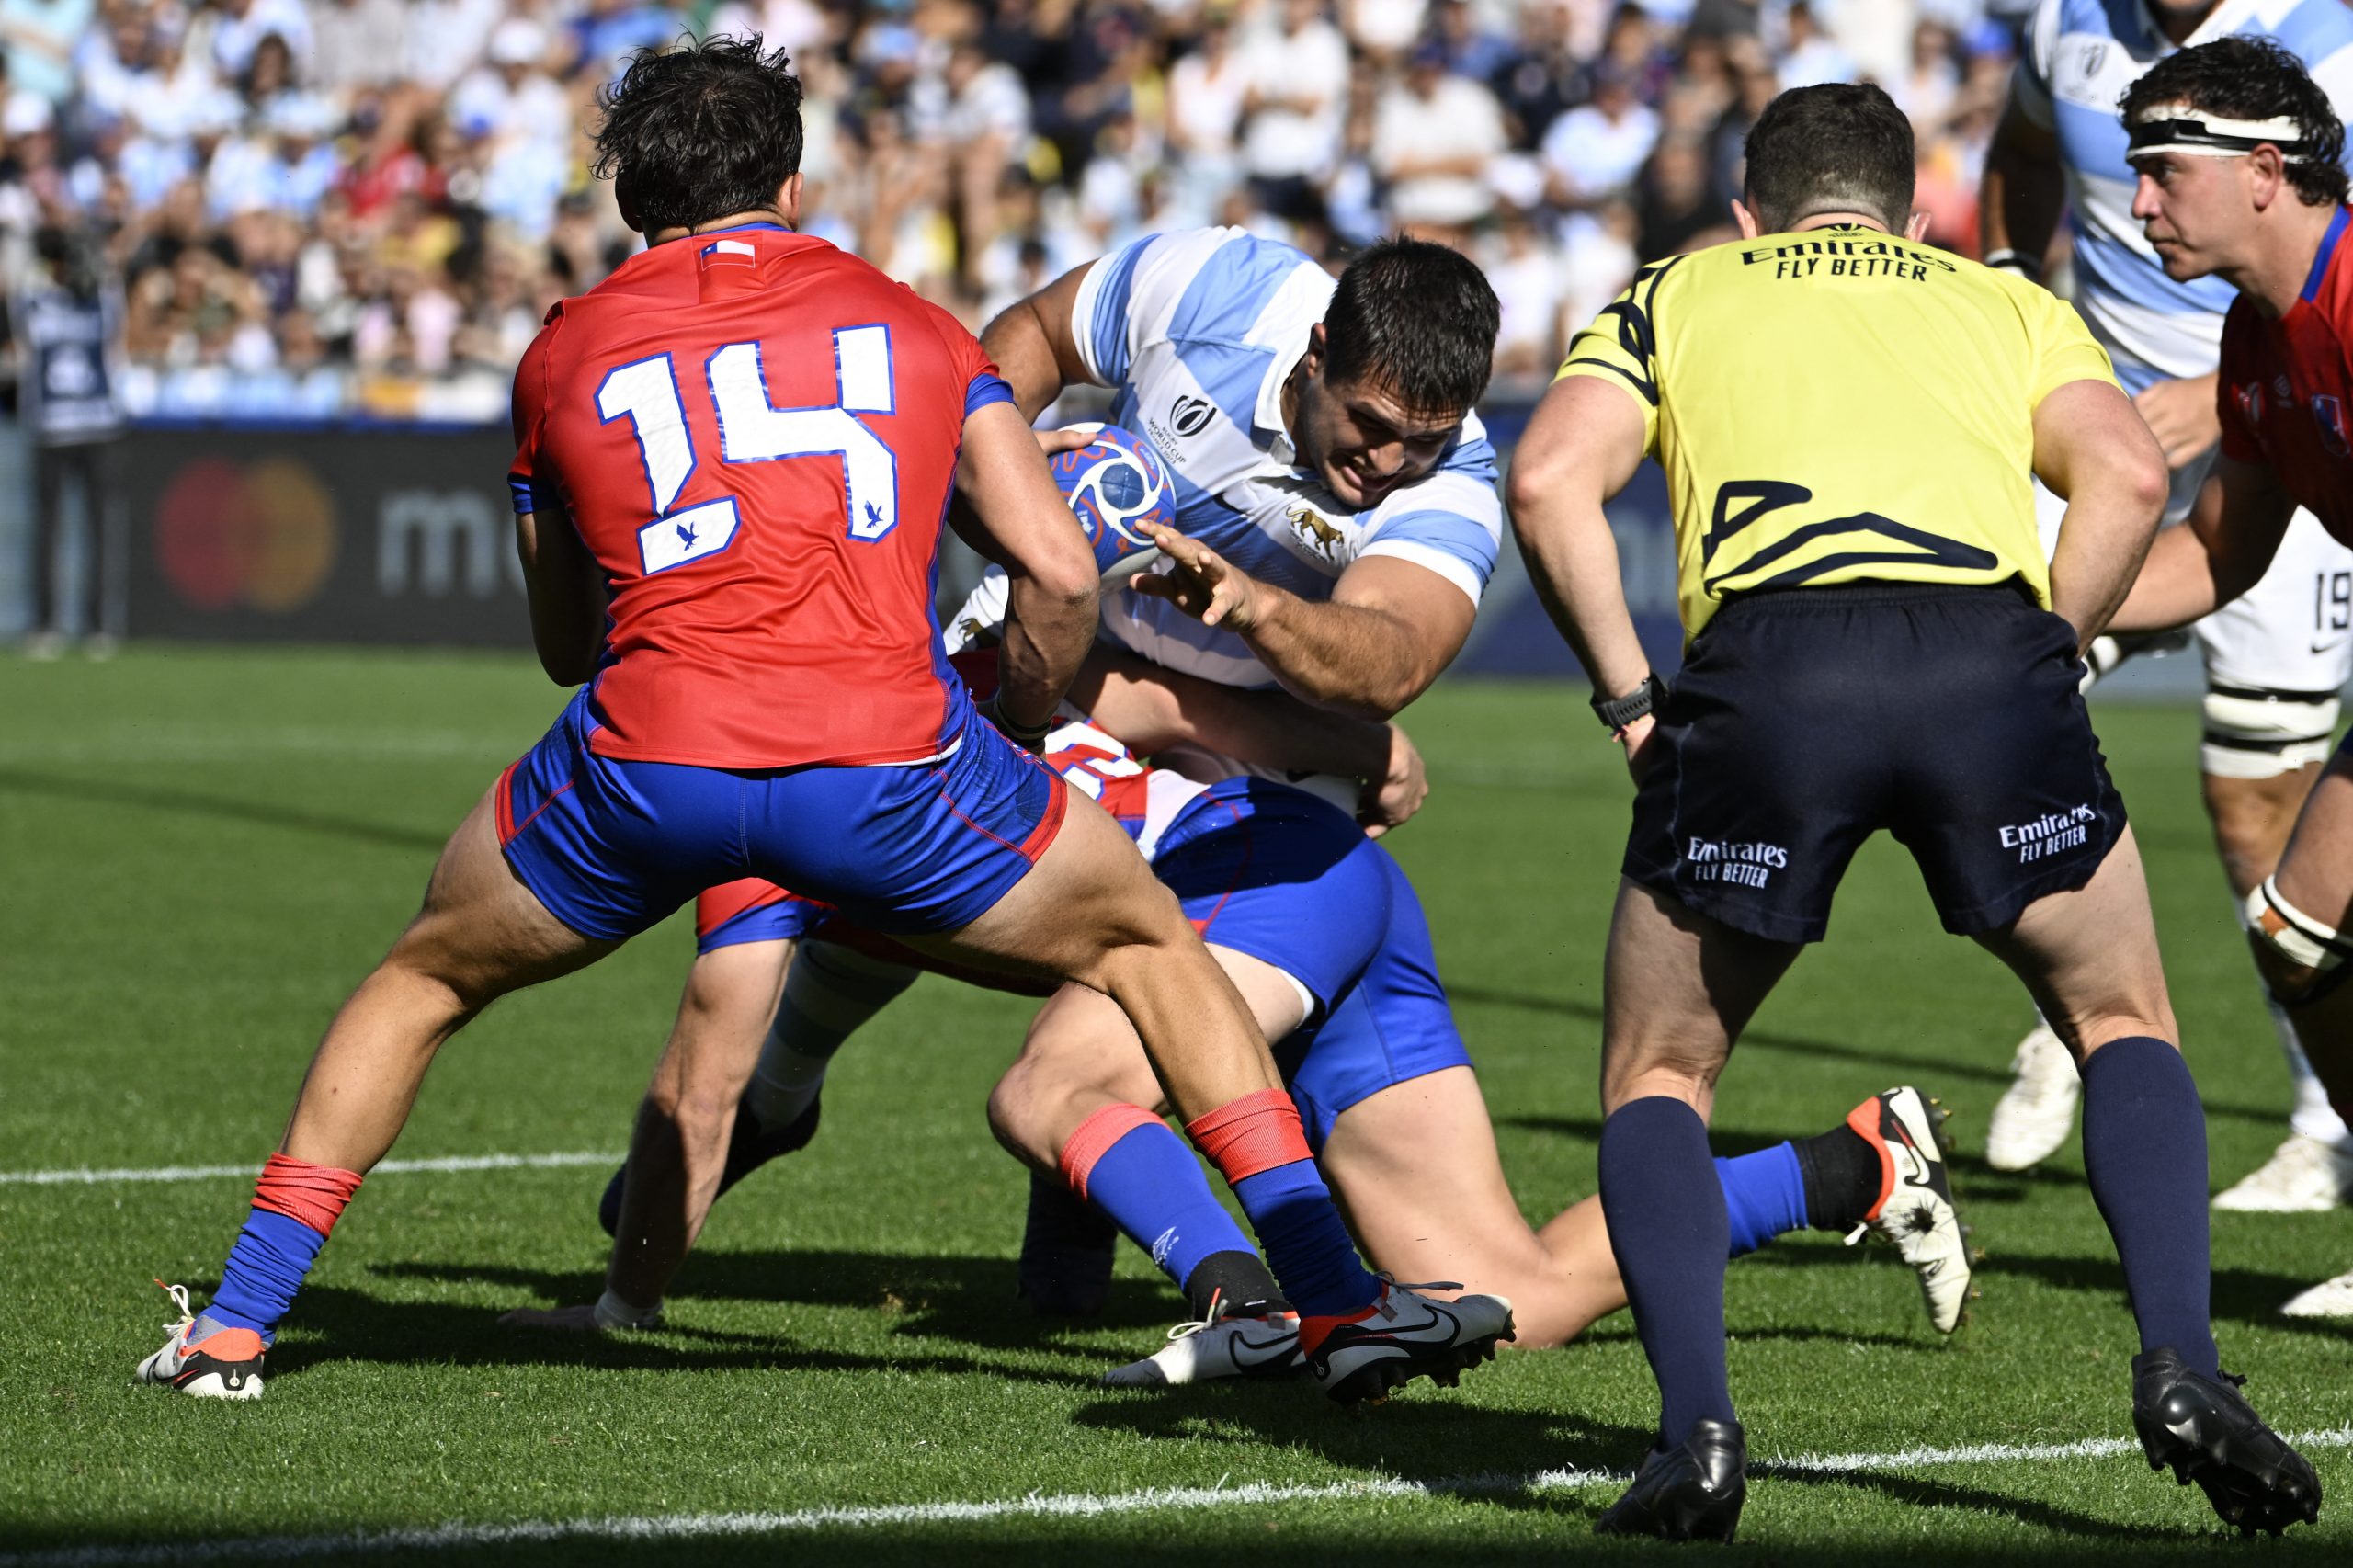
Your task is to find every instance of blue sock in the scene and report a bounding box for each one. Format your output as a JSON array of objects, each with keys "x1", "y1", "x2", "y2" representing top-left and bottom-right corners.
[
  {"x1": 209, "y1": 1208, "x2": 328, "y2": 1343},
  {"x1": 1600, "y1": 1096, "x2": 1736, "y2": 1444},
  {"x1": 1232, "y1": 1159, "x2": 1378, "y2": 1317},
  {"x1": 2081, "y1": 1036, "x2": 2219, "y2": 1375},
  {"x1": 1083, "y1": 1122, "x2": 1256, "y2": 1296},
  {"x1": 1717, "y1": 1143, "x2": 1807, "y2": 1257}
]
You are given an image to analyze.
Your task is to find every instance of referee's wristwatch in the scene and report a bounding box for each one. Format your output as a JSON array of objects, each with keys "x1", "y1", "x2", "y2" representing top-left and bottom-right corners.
[{"x1": 1591, "y1": 673, "x2": 1668, "y2": 735}]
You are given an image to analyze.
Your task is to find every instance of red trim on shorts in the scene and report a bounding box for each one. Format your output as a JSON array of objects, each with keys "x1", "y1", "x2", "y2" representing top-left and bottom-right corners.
[
  {"x1": 1185, "y1": 1087, "x2": 1312, "y2": 1186},
  {"x1": 1018, "y1": 770, "x2": 1070, "y2": 861},
  {"x1": 494, "y1": 759, "x2": 521, "y2": 845},
  {"x1": 1185, "y1": 797, "x2": 1253, "y2": 936},
  {"x1": 507, "y1": 778, "x2": 574, "y2": 843},
  {"x1": 251, "y1": 1153, "x2": 364, "y2": 1237},
  {"x1": 1058, "y1": 1102, "x2": 1164, "y2": 1200}
]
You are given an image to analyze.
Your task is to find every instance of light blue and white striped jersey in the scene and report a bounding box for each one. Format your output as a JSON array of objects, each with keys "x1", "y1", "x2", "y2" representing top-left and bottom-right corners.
[
  {"x1": 1066, "y1": 226, "x2": 1504, "y2": 687},
  {"x1": 2014, "y1": 0, "x2": 2353, "y2": 393}
]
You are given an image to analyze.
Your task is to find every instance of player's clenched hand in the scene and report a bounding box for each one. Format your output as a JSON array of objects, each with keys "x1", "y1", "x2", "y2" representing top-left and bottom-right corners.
[
  {"x1": 499, "y1": 1303, "x2": 607, "y2": 1334},
  {"x1": 2132, "y1": 373, "x2": 2222, "y2": 470},
  {"x1": 1619, "y1": 713, "x2": 1660, "y2": 785},
  {"x1": 1134, "y1": 525, "x2": 1263, "y2": 631},
  {"x1": 1358, "y1": 722, "x2": 1427, "y2": 838}
]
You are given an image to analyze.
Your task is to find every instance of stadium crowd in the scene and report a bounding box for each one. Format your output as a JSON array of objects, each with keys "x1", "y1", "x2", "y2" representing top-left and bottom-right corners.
[{"x1": 3, "y1": 0, "x2": 2019, "y2": 420}]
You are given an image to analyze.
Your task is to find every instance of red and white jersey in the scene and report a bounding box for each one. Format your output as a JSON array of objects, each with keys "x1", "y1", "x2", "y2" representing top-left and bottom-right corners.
[
  {"x1": 509, "y1": 223, "x2": 1014, "y2": 769},
  {"x1": 1040, "y1": 711, "x2": 1210, "y2": 859},
  {"x1": 2218, "y1": 206, "x2": 2353, "y2": 545}
]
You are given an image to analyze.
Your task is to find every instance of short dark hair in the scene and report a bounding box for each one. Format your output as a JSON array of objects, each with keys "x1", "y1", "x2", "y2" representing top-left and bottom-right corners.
[
  {"x1": 1321, "y1": 238, "x2": 1498, "y2": 416},
  {"x1": 2120, "y1": 37, "x2": 2349, "y2": 207},
  {"x1": 1742, "y1": 83, "x2": 1915, "y2": 233},
  {"x1": 594, "y1": 35, "x2": 805, "y2": 234}
]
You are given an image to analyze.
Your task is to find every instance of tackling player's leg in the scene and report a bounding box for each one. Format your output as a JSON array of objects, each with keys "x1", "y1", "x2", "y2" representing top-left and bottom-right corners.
[{"x1": 141, "y1": 778, "x2": 626, "y2": 1397}]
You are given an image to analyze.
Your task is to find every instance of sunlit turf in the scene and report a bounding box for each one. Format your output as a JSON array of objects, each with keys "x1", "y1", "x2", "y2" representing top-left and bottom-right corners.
[{"x1": 1, "y1": 648, "x2": 2347, "y2": 1563}]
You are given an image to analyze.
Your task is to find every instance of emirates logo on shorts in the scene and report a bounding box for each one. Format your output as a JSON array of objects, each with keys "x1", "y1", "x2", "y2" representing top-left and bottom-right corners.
[{"x1": 1999, "y1": 803, "x2": 2095, "y2": 863}]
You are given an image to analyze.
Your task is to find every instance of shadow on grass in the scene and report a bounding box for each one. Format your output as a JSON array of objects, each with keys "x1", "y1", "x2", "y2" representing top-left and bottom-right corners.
[
  {"x1": 0, "y1": 765, "x2": 448, "y2": 854},
  {"x1": 1459, "y1": 984, "x2": 2287, "y2": 1129},
  {"x1": 1977, "y1": 1254, "x2": 2353, "y2": 1342}
]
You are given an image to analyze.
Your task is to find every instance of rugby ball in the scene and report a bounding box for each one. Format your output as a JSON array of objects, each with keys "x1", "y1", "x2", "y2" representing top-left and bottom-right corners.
[{"x1": 1050, "y1": 423, "x2": 1175, "y2": 581}]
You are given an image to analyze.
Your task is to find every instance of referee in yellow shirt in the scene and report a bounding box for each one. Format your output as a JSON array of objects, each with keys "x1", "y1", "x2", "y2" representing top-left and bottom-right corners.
[{"x1": 1509, "y1": 83, "x2": 2319, "y2": 1541}]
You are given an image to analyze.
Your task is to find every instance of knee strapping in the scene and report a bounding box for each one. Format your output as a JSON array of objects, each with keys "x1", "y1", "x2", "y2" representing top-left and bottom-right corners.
[
  {"x1": 2245, "y1": 879, "x2": 2353, "y2": 1006},
  {"x1": 2202, "y1": 687, "x2": 2339, "y2": 779}
]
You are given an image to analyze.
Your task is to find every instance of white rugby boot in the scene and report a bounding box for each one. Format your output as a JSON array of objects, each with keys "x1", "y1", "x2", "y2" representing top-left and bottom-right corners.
[
  {"x1": 1302, "y1": 1276, "x2": 1513, "y2": 1406},
  {"x1": 1843, "y1": 1086, "x2": 1974, "y2": 1333},
  {"x1": 1985, "y1": 1021, "x2": 2079, "y2": 1172},
  {"x1": 2213, "y1": 1132, "x2": 2353, "y2": 1213},
  {"x1": 135, "y1": 1283, "x2": 267, "y2": 1400},
  {"x1": 2279, "y1": 1264, "x2": 2353, "y2": 1319},
  {"x1": 1101, "y1": 1298, "x2": 1303, "y2": 1387}
]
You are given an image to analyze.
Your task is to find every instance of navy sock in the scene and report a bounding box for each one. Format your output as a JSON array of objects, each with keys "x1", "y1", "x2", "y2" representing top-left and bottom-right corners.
[
  {"x1": 1232, "y1": 1159, "x2": 1378, "y2": 1318},
  {"x1": 1600, "y1": 1096, "x2": 1736, "y2": 1444},
  {"x1": 1084, "y1": 1121, "x2": 1256, "y2": 1299},
  {"x1": 209, "y1": 1208, "x2": 328, "y2": 1343},
  {"x1": 2080, "y1": 1037, "x2": 2219, "y2": 1375},
  {"x1": 1716, "y1": 1143, "x2": 1807, "y2": 1257},
  {"x1": 1017, "y1": 1170, "x2": 1117, "y2": 1316}
]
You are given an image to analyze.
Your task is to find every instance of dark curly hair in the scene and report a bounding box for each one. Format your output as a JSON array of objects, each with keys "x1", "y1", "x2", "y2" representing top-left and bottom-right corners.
[
  {"x1": 594, "y1": 35, "x2": 805, "y2": 234},
  {"x1": 1322, "y1": 238, "x2": 1499, "y2": 417},
  {"x1": 2120, "y1": 36, "x2": 2349, "y2": 207}
]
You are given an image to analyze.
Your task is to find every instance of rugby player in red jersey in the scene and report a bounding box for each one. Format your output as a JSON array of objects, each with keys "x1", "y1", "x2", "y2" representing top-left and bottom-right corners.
[
  {"x1": 2110, "y1": 36, "x2": 2353, "y2": 1323},
  {"x1": 135, "y1": 38, "x2": 1508, "y2": 1405}
]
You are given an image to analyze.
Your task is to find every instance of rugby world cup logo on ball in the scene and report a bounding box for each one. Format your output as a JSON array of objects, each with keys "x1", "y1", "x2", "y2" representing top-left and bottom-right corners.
[{"x1": 1050, "y1": 423, "x2": 1176, "y2": 581}]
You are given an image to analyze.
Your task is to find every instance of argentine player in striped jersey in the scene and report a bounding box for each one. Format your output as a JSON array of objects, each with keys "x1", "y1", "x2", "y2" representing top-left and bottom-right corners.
[
  {"x1": 1983, "y1": 0, "x2": 2353, "y2": 1208},
  {"x1": 979, "y1": 229, "x2": 1516, "y2": 1302},
  {"x1": 985, "y1": 226, "x2": 1503, "y2": 715}
]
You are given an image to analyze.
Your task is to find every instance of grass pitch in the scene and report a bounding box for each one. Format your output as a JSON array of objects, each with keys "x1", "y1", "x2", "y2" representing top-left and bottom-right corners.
[{"x1": 1, "y1": 648, "x2": 2349, "y2": 1564}]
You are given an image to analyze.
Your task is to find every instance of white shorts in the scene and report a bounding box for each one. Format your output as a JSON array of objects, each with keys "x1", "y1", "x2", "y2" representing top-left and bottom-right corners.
[{"x1": 2037, "y1": 458, "x2": 2353, "y2": 778}]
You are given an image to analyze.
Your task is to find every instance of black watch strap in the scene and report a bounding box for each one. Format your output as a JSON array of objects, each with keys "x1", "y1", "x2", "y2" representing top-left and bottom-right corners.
[{"x1": 1591, "y1": 673, "x2": 1667, "y2": 732}]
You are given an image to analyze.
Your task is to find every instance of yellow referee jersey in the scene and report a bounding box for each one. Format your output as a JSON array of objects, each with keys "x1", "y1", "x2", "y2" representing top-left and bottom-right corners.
[{"x1": 1555, "y1": 225, "x2": 2116, "y2": 638}]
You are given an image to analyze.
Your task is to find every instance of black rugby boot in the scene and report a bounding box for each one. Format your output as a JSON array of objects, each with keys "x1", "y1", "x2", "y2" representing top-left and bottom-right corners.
[
  {"x1": 2132, "y1": 1347, "x2": 2321, "y2": 1536},
  {"x1": 1595, "y1": 1418, "x2": 1747, "y2": 1542},
  {"x1": 598, "y1": 1095, "x2": 823, "y2": 1237}
]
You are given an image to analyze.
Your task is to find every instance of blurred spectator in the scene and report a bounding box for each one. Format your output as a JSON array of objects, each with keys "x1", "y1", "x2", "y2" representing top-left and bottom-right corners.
[
  {"x1": 11, "y1": 224, "x2": 122, "y2": 655},
  {"x1": 16, "y1": 0, "x2": 2008, "y2": 422}
]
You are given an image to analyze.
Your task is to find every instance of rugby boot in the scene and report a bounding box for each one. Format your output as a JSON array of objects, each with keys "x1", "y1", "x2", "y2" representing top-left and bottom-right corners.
[
  {"x1": 1843, "y1": 1085, "x2": 1974, "y2": 1333},
  {"x1": 2212, "y1": 1132, "x2": 2353, "y2": 1213},
  {"x1": 1017, "y1": 1168, "x2": 1119, "y2": 1317},
  {"x1": 2131, "y1": 1347, "x2": 2321, "y2": 1535},
  {"x1": 597, "y1": 1094, "x2": 822, "y2": 1237},
  {"x1": 135, "y1": 1282, "x2": 265, "y2": 1400},
  {"x1": 2280, "y1": 1262, "x2": 2353, "y2": 1319},
  {"x1": 1302, "y1": 1277, "x2": 1513, "y2": 1406},
  {"x1": 1595, "y1": 1419, "x2": 1747, "y2": 1541},
  {"x1": 1985, "y1": 1021, "x2": 2078, "y2": 1171},
  {"x1": 1102, "y1": 1296, "x2": 1304, "y2": 1386}
]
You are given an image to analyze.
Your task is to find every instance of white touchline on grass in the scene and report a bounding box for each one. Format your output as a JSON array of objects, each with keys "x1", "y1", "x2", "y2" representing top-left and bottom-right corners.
[
  {"x1": 0, "y1": 1153, "x2": 621, "y2": 1187},
  {"x1": 6, "y1": 1429, "x2": 2348, "y2": 1567}
]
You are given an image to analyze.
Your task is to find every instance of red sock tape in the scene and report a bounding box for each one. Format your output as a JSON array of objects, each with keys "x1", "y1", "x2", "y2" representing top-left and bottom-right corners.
[
  {"x1": 1184, "y1": 1088, "x2": 1311, "y2": 1186},
  {"x1": 252, "y1": 1153, "x2": 365, "y2": 1237},
  {"x1": 1058, "y1": 1103, "x2": 1164, "y2": 1200}
]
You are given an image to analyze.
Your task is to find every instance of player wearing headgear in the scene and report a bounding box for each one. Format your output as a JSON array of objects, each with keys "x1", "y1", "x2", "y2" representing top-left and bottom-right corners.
[
  {"x1": 1980, "y1": 0, "x2": 2353, "y2": 1209},
  {"x1": 509, "y1": 641, "x2": 1967, "y2": 1381},
  {"x1": 977, "y1": 225, "x2": 1512, "y2": 1323},
  {"x1": 133, "y1": 38, "x2": 1510, "y2": 1410},
  {"x1": 2108, "y1": 35, "x2": 2353, "y2": 1323},
  {"x1": 1512, "y1": 81, "x2": 2317, "y2": 1540}
]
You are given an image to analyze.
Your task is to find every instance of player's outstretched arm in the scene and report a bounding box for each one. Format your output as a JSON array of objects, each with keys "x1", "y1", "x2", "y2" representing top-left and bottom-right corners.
[
  {"x1": 2109, "y1": 456, "x2": 2297, "y2": 634},
  {"x1": 2032, "y1": 377, "x2": 2171, "y2": 648},
  {"x1": 1505, "y1": 375, "x2": 1652, "y2": 710},
  {"x1": 955, "y1": 399, "x2": 1101, "y2": 738},
  {"x1": 515, "y1": 495, "x2": 608, "y2": 687}
]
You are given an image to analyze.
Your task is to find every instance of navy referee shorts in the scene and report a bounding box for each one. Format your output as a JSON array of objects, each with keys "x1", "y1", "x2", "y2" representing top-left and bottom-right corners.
[{"x1": 1623, "y1": 580, "x2": 2128, "y2": 944}]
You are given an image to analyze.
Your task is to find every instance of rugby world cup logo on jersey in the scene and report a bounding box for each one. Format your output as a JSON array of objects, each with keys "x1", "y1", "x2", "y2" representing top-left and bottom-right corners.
[
  {"x1": 1999, "y1": 803, "x2": 2096, "y2": 863},
  {"x1": 1169, "y1": 395, "x2": 1216, "y2": 439}
]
